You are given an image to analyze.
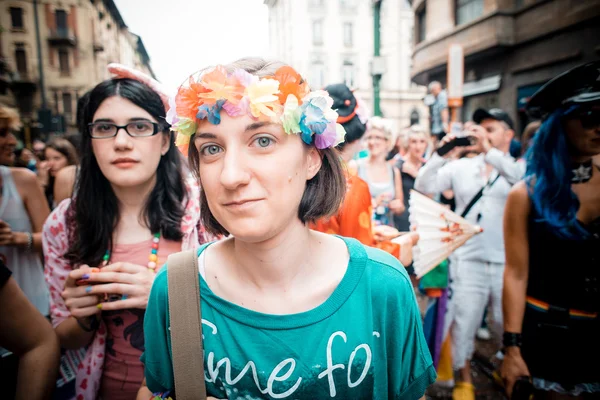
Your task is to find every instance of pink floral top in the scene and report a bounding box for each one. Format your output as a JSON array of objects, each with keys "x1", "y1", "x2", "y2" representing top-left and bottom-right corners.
[{"x1": 43, "y1": 176, "x2": 213, "y2": 400}]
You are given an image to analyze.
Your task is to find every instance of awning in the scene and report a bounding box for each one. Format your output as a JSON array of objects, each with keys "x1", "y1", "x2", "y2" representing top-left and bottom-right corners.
[{"x1": 463, "y1": 75, "x2": 501, "y2": 97}]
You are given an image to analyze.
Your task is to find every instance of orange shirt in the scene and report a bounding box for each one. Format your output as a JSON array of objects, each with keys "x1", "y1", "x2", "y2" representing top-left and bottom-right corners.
[{"x1": 310, "y1": 174, "x2": 400, "y2": 259}]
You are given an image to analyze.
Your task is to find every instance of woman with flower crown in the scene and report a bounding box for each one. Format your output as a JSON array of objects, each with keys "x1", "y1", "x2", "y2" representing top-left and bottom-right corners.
[
  {"x1": 42, "y1": 74, "x2": 212, "y2": 399},
  {"x1": 140, "y1": 57, "x2": 435, "y2": 400}
]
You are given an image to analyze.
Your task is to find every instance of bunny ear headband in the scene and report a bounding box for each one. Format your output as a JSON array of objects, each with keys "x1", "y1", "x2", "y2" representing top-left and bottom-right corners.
[{"x1": 108, "y1": 63, "x2": 346, "y2": 157}]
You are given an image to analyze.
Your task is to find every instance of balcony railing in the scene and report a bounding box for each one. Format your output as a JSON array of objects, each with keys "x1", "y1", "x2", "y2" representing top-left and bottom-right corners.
[{"x1": 48, "y1": 28, "x2": 77, "y2": 46}]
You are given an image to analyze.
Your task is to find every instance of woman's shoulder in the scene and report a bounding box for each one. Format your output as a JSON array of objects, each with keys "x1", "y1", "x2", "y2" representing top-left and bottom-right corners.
[
  {"x1": 8, "y1": 167, "x2": 37, "y2": 184},
  {"x1": 43, "y1": 199, "x2": 72, "y2": 236},
  {"x1": 363, "y1": 244, "x2": 410, "y2": 279},
  {"x1": 348, "y1": 238, "x2": 412, "y2": 292}
]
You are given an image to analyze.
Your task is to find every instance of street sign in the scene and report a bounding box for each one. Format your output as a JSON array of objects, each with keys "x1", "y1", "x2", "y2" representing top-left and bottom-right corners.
[{"x1": 447, "y1": 44, "x2": 464, "y2": 108}]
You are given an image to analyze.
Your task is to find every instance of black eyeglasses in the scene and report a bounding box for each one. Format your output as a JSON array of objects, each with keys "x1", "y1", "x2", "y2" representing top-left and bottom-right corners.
[
  {"x1": 571, "y1": 109, "x2": 600, "y2": 130},
  {"x1": 87, "y1": 121, "x2": 163, "y2": 138}
]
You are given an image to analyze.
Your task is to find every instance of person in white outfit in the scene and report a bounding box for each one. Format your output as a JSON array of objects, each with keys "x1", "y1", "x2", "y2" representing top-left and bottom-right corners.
[{"x1": 414, "y1": 108, "x2": 525, "y2": 400}]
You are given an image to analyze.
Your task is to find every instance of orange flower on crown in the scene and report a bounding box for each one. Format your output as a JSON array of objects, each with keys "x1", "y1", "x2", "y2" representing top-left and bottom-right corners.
[
  {"x1": 175, "y1": 76, "x2": 209, "y2": 120},
  {"x1": 197, "y1": 66, "x2": 246, "y2": 106},
  {"x1": 271, "y1": 66, "x2": 310, "y2": 105}
]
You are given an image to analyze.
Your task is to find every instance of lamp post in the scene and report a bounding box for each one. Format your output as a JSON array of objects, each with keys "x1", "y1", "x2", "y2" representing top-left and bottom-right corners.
[
  {"x1": 371, "y1": 0, "x2": 383, "y2": 117},
  {"x1": 33, "y1": 0, "x2": 47, "y2": 110}
]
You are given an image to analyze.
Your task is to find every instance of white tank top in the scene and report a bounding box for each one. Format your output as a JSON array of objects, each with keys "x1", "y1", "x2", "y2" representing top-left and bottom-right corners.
[{"x1": 0, "y1": 166, "x2": 50, "y2": 316}]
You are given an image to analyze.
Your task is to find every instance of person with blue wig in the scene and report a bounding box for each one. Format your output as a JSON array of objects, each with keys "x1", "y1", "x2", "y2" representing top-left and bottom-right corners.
[{"x1": 502, "y1": 60, "x2": 600, "y2": 399}]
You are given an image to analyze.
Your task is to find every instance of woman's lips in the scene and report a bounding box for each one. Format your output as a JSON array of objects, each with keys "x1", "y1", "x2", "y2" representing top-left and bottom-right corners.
[
  {"x1": 223, "y1": 199, "x2": 263, "y2": 211},
  {"x1": 111, "y1": 158, "x2": 139, "y2": 168}
]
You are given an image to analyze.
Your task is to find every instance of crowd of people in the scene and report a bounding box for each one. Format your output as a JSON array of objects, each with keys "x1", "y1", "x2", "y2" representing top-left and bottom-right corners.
[{"x1": 0, "y1": 57, "x2": 597, "y2": 400}]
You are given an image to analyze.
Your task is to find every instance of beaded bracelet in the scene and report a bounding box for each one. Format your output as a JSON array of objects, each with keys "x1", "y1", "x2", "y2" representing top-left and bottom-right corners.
[{"x1": 24, "y1": 232, "x2": 33, "y2": 251}]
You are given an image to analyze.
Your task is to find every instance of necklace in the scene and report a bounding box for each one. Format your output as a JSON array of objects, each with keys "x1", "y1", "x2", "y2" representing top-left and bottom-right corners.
[
  {"x1": 102, "y1": 232, "x2": 160, "y2": 301},
  {"x1": 571, "y1": 160, "x2": 594, "y2": 183}
]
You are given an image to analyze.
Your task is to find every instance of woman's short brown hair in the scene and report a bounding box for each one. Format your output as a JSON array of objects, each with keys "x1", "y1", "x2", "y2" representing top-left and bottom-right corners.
[{"x1": 188, "y1": 57, "x2": 347, "y2": 236}]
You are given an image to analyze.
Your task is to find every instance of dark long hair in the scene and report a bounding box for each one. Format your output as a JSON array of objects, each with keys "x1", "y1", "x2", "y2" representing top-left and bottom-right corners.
[
  {"x1": 66, "y1": 79, "x2": 186, "y2": 268},
  {"x1": 44, "y1": 137, "x2": 78, "y2": 206}
]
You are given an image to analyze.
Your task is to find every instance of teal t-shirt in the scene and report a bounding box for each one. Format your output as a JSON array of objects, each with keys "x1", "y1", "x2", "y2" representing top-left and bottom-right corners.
[{"x1": 142, "y1": 237, "x2": 436, "y2": 399}]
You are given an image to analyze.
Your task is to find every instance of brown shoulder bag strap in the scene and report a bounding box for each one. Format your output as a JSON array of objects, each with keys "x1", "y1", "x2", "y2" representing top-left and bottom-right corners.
[{"x1": 167, "y1": 249, "x2": 206, "y2": 400}]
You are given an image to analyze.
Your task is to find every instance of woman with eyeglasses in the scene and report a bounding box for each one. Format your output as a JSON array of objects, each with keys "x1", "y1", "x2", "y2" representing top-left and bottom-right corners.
[
  {"x1": 502, "y1": 61, "x2": 600, "y2": 399},
  {"x1": 357, "y1": 117, "x2": 405, "y2": 227},
  {"x1": 42, "y1": 78, "x2": 212, "y2": 400}
]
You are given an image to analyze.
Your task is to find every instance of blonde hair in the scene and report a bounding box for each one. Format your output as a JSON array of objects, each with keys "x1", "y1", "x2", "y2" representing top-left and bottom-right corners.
[
  {"x1": 367, "y1": 116, "x2": 395, "y2": 140},
  {"x1": 0, "y1": 105, "x2": 22, "y2": 130},
  {"x1": 405, "y1": 125, "x2": 434, "y2": 158}
]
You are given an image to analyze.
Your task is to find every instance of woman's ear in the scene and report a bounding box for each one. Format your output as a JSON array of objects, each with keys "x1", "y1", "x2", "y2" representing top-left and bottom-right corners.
[
  {"x1": 306, "y1": 147, "x2": 322, "y2": 180},
  {"x1": 161, "y1": 132, "x2": 171, "y2": 156}
]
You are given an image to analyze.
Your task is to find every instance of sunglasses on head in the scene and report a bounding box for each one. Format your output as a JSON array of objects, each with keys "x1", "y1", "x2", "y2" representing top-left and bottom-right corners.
[{"x1": 569, "y1": 108, "x2": 600, "y2": 130}]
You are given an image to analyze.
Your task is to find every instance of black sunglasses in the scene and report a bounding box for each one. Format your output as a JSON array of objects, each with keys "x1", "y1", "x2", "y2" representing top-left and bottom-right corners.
[{"x1": 570, "y1": 109, "x2": 600, "y2": 130}]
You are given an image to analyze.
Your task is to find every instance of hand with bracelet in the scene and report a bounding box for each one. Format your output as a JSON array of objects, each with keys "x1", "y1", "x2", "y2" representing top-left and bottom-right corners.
[
  {"x1": 78, "y1": 262, "x2": 158, "y2": 311},
  {"x1": 500, "y1": 332, "x2": 531, "y2": 397},
  {"x1": 0, "y1": 219, "x2": 34, "y2": 250}
]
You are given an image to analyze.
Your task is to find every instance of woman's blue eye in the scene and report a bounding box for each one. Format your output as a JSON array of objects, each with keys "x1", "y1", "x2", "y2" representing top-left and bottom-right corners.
[
  {"x1": 256, "y1": 137, "x2": 272, "y2": 148},
  {"x1": 201, "y1": 145, "x2": 222, "y2": 156}
]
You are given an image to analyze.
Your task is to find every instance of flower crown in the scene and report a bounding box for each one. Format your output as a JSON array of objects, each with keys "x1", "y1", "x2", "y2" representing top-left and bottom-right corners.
[{"x1": 166, "y1": 65, "x2": 346, "y2": 154}]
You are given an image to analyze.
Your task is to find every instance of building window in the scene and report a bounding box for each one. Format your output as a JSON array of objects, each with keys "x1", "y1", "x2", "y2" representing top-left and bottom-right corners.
[
  {"x1": 55, "y1": 10, "x2": 68, "y2": 36},
  {"x1": 63, "y1": 92, "x2": 73, "y2": 121},
  {"x1": 455, "y1": 0, "x2": 483, "y2": 25},
  {"x1": 311, "y1": 62, "x2": 325, "y2": 89},
  {"x1": 343, "y1": 22, "x2": 353, "y2": 47},
  {"x1": 10, "y1": 7, "x2": 24, "y2": 30},
  {"x1": 416, "y1": 6, "x2": 426, "y2": 44},
  {"x1": 312, "y1": 20, "x2": 323, "y2": 45},
  {"x1": 59, "y1": 49, "x2": 70, "y2": 75},
  {"x1": 342, "y1": 61, "x2": 354, "y2": 88},
  {"x1": 15, "y1": 48, "x2": 27, "y2": 75}
]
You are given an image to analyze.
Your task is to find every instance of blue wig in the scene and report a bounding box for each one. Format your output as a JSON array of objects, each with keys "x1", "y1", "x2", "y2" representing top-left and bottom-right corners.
[{"x1": 525, "y1": 105, "x2": 590, "y2": 239}]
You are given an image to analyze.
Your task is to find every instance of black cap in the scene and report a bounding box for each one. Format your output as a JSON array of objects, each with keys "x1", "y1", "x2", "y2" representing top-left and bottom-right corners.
[
  {"x1": 325, "y1": 83, "x2": 366, "y2": 144},
  {"x1": 325, "y1": 83, "x2": 357, "y2": 118},
  {"x1": 473, "y1": 108, "x2": 514, "y2": 130},
  {"x1": 526, "y1": 60, "x2": 600, "y2": 119}
]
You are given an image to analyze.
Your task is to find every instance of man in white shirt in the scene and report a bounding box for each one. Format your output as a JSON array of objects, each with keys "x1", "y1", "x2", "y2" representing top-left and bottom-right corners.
[{"x1": 414, "y1": 108, "x2": 525, "y2": 400}]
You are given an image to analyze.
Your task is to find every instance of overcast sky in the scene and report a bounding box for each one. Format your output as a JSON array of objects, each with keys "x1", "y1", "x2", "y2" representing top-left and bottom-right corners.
[{"x1": 113, "y1": 0, "x2": 270, "y2": 92}]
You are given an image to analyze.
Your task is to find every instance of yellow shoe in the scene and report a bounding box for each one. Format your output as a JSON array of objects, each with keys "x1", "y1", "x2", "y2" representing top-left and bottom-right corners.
[{"x1": 452, "y1": 382, "x2": 475, "y2": 400}]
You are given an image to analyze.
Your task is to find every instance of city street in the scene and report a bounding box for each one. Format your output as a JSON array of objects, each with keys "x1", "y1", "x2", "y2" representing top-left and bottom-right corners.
[{"x1": 427, "y1": 339, "x2": 505, "y2": 399}]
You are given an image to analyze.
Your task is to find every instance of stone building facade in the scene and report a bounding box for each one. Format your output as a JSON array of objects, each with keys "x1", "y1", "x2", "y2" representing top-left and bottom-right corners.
[
  {"x1": 0, "y1": 0, "x2": 154, "y2": 140},
  {"x1": 411, "y1": 0, "x2": 600, "y2": 133},
  {"x1": 265, "y1": 0, "x2": 428, "y2": 133}
]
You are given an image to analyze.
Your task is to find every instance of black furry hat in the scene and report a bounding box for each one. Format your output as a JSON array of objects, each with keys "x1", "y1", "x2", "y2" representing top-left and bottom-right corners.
[{"x1": 325, "y1": 83, "x2": 366, "y2": 146}]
